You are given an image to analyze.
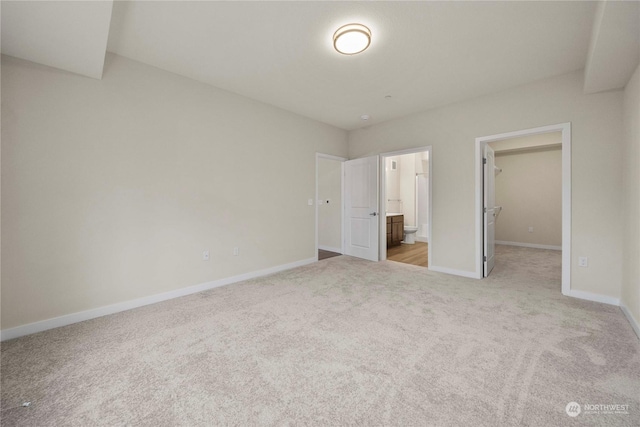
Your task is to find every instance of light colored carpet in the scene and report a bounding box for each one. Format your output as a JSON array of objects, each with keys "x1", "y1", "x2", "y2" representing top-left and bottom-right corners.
[{"x1": 1, "y1": 245, "x2": 639, "y2": 426}]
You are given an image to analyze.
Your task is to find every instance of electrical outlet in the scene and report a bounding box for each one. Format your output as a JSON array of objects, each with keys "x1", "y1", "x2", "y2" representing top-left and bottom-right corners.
[
  {"x1": 528, "y1": 226, "x2": 534, "y2": 233},
  {"x1": 233, "y1": 247, "x2": 239, "y2": 256},
  {"x1": 578, "y1": 257, "x2": 588, "y2": 267},
  {"x1": 202, "y1": 250, "x2": 210, "y2": 261}
]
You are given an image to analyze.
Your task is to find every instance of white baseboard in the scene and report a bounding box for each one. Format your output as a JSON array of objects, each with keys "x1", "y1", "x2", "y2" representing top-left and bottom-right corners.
[
  {"x1": 0, "y1": 257, "x2": 316, "y2": 342},
  {"x1": 416, "y1": 236, "x2": 429, "y2": 243},
  {"x1": 318, "y1": 245, "x2": 342, "y2": 254},
  {"x1": 496, "y1": 241, "x2": 561, "y2": 251},
  {"x1": 620, "y1": 304, "x2": 640, "y2": 340},
  {"x1": 563, "y1": 289, "x2": 620, "y2": 306},
  {"x1": 428, "y1": 265, "x2": 480, "y2": 279}
]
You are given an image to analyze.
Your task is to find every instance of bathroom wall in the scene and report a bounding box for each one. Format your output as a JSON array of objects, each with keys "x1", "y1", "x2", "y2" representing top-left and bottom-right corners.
[
  {"x1": 386, "y1": 152, "x2": 429, "y2": 232},
  {"x1": 415, "y1": 151, "x2": 429, "y2": 174},
  {"x1": 415, "y1": 151, "x2": 429, "y2": 240},
  {"x1": 385, "y1": 157, "x2": 401, "y2": 213},
  {"x1": 399, "y1": 154, "x2": 416, "y2": 226}
]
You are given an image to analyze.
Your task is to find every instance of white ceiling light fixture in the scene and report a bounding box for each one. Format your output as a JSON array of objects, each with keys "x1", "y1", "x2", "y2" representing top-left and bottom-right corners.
[{"x1": 333, "y1": 23, "x2": 371, "y2": 55}]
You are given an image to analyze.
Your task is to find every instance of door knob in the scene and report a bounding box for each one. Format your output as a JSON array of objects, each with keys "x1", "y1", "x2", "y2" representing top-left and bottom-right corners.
[{"x1": 370, "y1": 212, "x2": 378, "y2": 216}]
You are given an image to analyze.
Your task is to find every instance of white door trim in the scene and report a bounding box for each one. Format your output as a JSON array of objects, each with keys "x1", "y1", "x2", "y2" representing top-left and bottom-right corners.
[
  {"x1": 474, "y1": 123, "x2": 571, "y2": 296},
  {"x1": 315, "y1": 153, "x2": 346, "y2": 260},
  {"x1": 379, "y1": 146, "x2": 433, "y2": 268}
]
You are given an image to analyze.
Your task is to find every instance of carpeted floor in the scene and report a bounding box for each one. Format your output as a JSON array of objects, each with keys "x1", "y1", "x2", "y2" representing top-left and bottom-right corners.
[{"x1": 1, "y1": 245, "x2": 639, "y2": 426}]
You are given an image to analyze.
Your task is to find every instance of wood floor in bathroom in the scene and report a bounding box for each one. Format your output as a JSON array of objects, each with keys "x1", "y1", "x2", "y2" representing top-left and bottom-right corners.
[
  {"x1": 318, "y1": 249, "x2": 341, "y2": 261},
  {"x1": 387, "y1": 242, "x2": 428, "y2": 267}
]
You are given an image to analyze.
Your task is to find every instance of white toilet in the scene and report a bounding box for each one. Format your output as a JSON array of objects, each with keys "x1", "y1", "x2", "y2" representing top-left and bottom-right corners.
[{"x1": 403, "y1": 226, "x2": 419, "y2": 244}]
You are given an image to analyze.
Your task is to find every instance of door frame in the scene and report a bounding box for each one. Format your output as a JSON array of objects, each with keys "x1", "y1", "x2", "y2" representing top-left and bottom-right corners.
[
  {"x1": 379, "y1": 146, "x2": 433, "y2": 267},
  {"x1": 315, "y1": 153, "x2": 347, "y2": 260},
  {"x1": 483, "y1": 143, "x2": 496, "y2": 277},
  {"x1": 474, "y1": 123, "x2": 571, "y2": 295}
]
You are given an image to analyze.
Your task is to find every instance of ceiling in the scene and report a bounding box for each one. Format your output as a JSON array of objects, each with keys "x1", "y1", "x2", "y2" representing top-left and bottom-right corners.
[
  {"x1": 2, "y1": 1, "x2": 639, "y2": 131},
  {"x1": 0, "y1": 1, "x2": 112, "y2": 79}
]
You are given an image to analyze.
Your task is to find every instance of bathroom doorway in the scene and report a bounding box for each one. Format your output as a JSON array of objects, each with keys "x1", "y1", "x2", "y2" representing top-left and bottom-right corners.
[{"x1": 380, "y1": 146, "x2": 432, "y2": 268}]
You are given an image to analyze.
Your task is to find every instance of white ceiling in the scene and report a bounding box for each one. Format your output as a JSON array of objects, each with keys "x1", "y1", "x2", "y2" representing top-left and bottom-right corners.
[
  {"x1": 1, "y1": 1, "x2": 113, "y2": 79},
  {"x1": 106, "y1": 1, "x2": 596, "y2": 130},
  {"x1": 3, "y1": 1, "x2": 638, "y2": 131}
]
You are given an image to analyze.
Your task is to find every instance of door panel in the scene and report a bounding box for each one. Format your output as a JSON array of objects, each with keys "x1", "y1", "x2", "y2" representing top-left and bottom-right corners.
[
  {"x1": 350, "y1": 218, "x2": 371, "y2": 248},
  {"x1": 483, "y1": 144, "x2": 496, "y2": 276},
  {"x1": 344, "y1": 156, "x2": 379, "y2": 261}
]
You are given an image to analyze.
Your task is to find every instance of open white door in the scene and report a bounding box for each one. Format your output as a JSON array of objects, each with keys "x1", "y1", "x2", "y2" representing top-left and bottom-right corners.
[
  {"x1": 344, "y1": 156, "x2": 379, "y2": 261},
  {"x1": 483, "y1": 144, "x2": 496, "y2": 277}
]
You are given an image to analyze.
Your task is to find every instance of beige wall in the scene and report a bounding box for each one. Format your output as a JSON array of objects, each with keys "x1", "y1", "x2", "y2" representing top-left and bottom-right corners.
[
  {"x1": 317, "y1": 157, "x2": 342, "y2": 251},
  {"x1": 1, "y1": 54, "x2": 347, "y2": 330},
  {"x1": 0, "y1": 37, "x2": 2, "y2": 331},
  {"x1": 621, "y1": 63, "x2": 640, "y2": 329},
  {"x1": 493, "y1": 147, "x2": 562, "y2": 247},
  {"x1": 349, "y1": 70, "x2": 624, "y2": 299}
]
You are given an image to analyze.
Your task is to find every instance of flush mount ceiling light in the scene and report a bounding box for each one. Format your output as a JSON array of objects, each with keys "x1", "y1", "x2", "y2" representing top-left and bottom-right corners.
[{"x1": 333, "y1": 23, "x2": 371, "y2": 55}]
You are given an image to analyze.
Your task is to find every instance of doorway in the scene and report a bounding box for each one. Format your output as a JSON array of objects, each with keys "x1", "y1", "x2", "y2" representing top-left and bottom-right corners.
[
  {"x1": 380, "y1": 146, "x2": 432, "y2": 268},
  {"x1": 316, "y1": 153, "x2": 346, "y2": 261},
  {"x1": 475, "y1": 123, "x2": 571, "y2": 295}
]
